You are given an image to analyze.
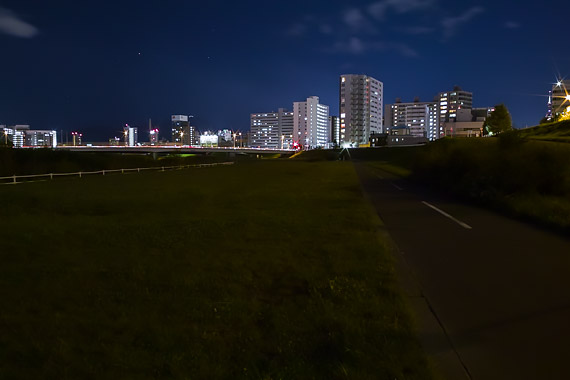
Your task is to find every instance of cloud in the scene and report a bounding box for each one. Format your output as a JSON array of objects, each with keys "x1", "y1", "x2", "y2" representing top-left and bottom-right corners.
[
  {"x1": 505, "y1": 21, "x2": 520, "y2": 29},
  {"x1": 369, "y1": 0, "x2": 436, "y2": 20},
  {"x1": 319, "y1": 24, "x2": 333, "y2": 35},
  {"x1": 441, "y1": 7, "x2": 484, "y2": 40},
  {"x1": 285, "y1": 23, "x2": 307, "y2": 36},
  {"x1": 343, "y1": 8, "x2": 377, "y2": 33},
  {"x1": 0, "y1": 7, "x2": 38, "y2": 38},
  {"x1": 397, "y1": 26, "x2": 435, "y2": 35},
  {"x1": 326, "y1": 37, "x2": 418, "y2": 57},
  {"x1": 326, "y1": 37, "x2": 375, "y2": 55},
  {"x1": 392, "y1": 43, "x2": 419, "y2": 57},
  {"x1": 342, "y1": 37, "x2": 368, "y2": 54}
]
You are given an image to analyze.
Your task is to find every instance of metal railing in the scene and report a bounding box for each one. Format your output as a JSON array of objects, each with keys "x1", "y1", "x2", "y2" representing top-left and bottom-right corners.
[{"x1": 0, "y1": 162, "x2": 235, "y2": 184}]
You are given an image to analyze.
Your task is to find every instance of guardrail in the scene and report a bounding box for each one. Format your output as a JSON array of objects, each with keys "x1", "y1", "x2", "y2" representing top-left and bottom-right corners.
[{"x1": 0, "y1": 162, "x2": 235, "y2": 184}]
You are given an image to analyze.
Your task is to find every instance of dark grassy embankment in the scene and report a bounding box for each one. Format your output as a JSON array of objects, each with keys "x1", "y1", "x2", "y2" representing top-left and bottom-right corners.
[
  {"x1": 0, "y1": 148, "x2": 231, "y2": 177},
  {"x1": 411, "y1": 136, "x2": 570, "y2": 233},
  {"x1": 347, "y1": 146, "x2": 423, "y2": 177},
  {"x1": 519, "y1": 119, "x2": 570, "y2": 143},
  {"x1": 0, "y1": 161, "x2": 434, "y2": 379}
]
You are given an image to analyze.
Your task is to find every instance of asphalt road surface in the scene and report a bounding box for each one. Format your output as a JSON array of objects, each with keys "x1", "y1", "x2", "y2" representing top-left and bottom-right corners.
[{"x1": 354, "y1": 162, "x2": 570, "y2": 380}]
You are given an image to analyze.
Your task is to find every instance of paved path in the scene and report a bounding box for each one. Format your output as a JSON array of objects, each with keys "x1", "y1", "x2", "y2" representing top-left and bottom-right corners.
[{"x1": 354, "y1": 162, "x2": 570, "y2": 380}]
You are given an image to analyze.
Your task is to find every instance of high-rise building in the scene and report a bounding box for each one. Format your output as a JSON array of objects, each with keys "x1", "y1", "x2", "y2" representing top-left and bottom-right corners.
[
  {"x1": 551, "y1": 80, "x2": 570, "y2": 120},
  {"x1": 251, "y1": 112, "x2": 278, "y2": 148},
  {"x1": 293, "y1": 96, "x2": 329, "y2": 149},
  {"x1": 1, "y1": 125, "x2": 57, "y2": 148},
  {"x1": 171, "y1": 115, "x2": 195, "y2": 145},
  {"x1": 329, "y1": 116, "x2": 340, "y2": 147},
  {"x1": 149, "y1": 129, "x2": 159, "y2": 145},
  {"x1": 123, "y1": 124, "x2": 138, "y2": 146},
  {"x1": 25, "y1": 130, "x2": 58, "y2": 148},
  {"x1": 339, "y1": 74, "x2": 383, "y2": 146},
  {"x1": 437, "y1": 86, "x2": 473, "y2": 132},
  {"x1": 250, "y1": 108, "x2": 294, "y2": 149},
  {"x1": 279, "y1": 108, "x2": 294, "y2": 149},
  {"x1": 384, "y1": 97, "x2": 438, "y2": 140}
]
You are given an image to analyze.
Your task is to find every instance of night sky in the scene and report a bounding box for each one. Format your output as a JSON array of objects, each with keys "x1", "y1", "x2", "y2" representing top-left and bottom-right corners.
[{"x1": 1, "y1": 0, "x2": 568, "y2": 141}]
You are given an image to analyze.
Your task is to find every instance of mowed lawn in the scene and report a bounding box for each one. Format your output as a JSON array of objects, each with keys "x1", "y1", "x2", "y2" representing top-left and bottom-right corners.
[{"x1": 0, "y1": 160, "x2": 433, "y2": 379}]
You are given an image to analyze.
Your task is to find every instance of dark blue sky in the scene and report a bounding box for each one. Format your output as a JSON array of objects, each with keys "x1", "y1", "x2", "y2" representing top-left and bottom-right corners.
[{"x1": 0, "y1": 0, "x2": 568, "y2": 141}]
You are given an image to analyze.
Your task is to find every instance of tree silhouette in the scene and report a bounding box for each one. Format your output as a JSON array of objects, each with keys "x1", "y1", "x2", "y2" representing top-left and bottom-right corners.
[{"x1": 484, "y1": 104, "x2": 512, "y2": 135}]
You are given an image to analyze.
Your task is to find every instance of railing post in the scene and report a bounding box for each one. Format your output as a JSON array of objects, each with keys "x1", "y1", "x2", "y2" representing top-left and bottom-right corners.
[
  {"x1": 13, "y1": 175, "x2": 16, "y2": 184},
  {"x1": 137, "y1": 168, "x2": 140, "y2": 173},
  {"x1": 79, "y1": 172, "x2": 82, "y2": 178},
  {"x1": 162, "y1": 166, "x2": 164, "y2": 172},
  {"x1": 50, "y1": 173, "x2": 53, "y2": 180},
  {"x1": 122, "y1": 169, "x2": 124, "y2": 174},
  {"x1": 102, "y1": 170, "x2": 105, "y2": 176}
]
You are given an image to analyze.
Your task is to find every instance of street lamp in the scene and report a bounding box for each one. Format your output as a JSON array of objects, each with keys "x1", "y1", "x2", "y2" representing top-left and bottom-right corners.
[
  {"x1": 233, "y1": 132, "x2": 237, "y2": 148},
  {"x1": 71, "y1": 131, "x2": 80, "y2": 146}
]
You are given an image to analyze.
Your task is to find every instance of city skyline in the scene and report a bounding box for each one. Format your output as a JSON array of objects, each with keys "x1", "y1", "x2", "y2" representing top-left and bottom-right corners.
[{"x1": 0, "y1": 0, "x2": 568, "y2": 140}]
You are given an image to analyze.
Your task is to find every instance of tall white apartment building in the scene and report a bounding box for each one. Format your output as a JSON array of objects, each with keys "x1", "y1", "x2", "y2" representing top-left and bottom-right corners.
[
  {"x1": 384, "y1": 99, "x2": 439, "y2": 140},
  {"x1": 250, "y1": 108, "x2": 294, "y2": 149},
  {"x1": 339, "y1": 74, "x2": 383, "y2": 146},
  {"x1": 293, "y1": 96, "x2": 329, "y2": 149}
]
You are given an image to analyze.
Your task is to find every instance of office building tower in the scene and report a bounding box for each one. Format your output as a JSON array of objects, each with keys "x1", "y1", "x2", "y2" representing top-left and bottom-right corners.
[
  {"x1": 293, "y1": 96, "x2": 329, "y2": 149},
  {"x1": 1, "y1": 125, "x2": 57, "y2": 148},
  {"x1": 437, "y1": 86, "x2": 472, "y2": 129},
  {"x1": 384, "y1": 97, "x2": 438, "y2": 140},
  {"x1": 339, "y1": 74, "x2": 383, "y2": 146},
  {"x1": 2, "y1": 125, "x2": 28, "y2": 148},
  {"x1": 123, "y1": 124, "x2": 138, "y2": 146},
  {"x1": 25, "y1": 130, "x2": 58, "y2": 148},
  {"x1": 171, "y1": 115, "x2": 195, "y2": 145},
  {"x1": 250, "y1": 108, "x2": 294, "y2": 149}
]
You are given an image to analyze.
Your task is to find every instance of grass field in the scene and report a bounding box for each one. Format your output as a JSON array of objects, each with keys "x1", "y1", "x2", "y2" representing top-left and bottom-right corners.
[
  {"x1": 0, "y1": 160, "x2": 433, "y2": 379},
  {"x1": 0, "y1": 147, "x2": 248, "y2": 177}
]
